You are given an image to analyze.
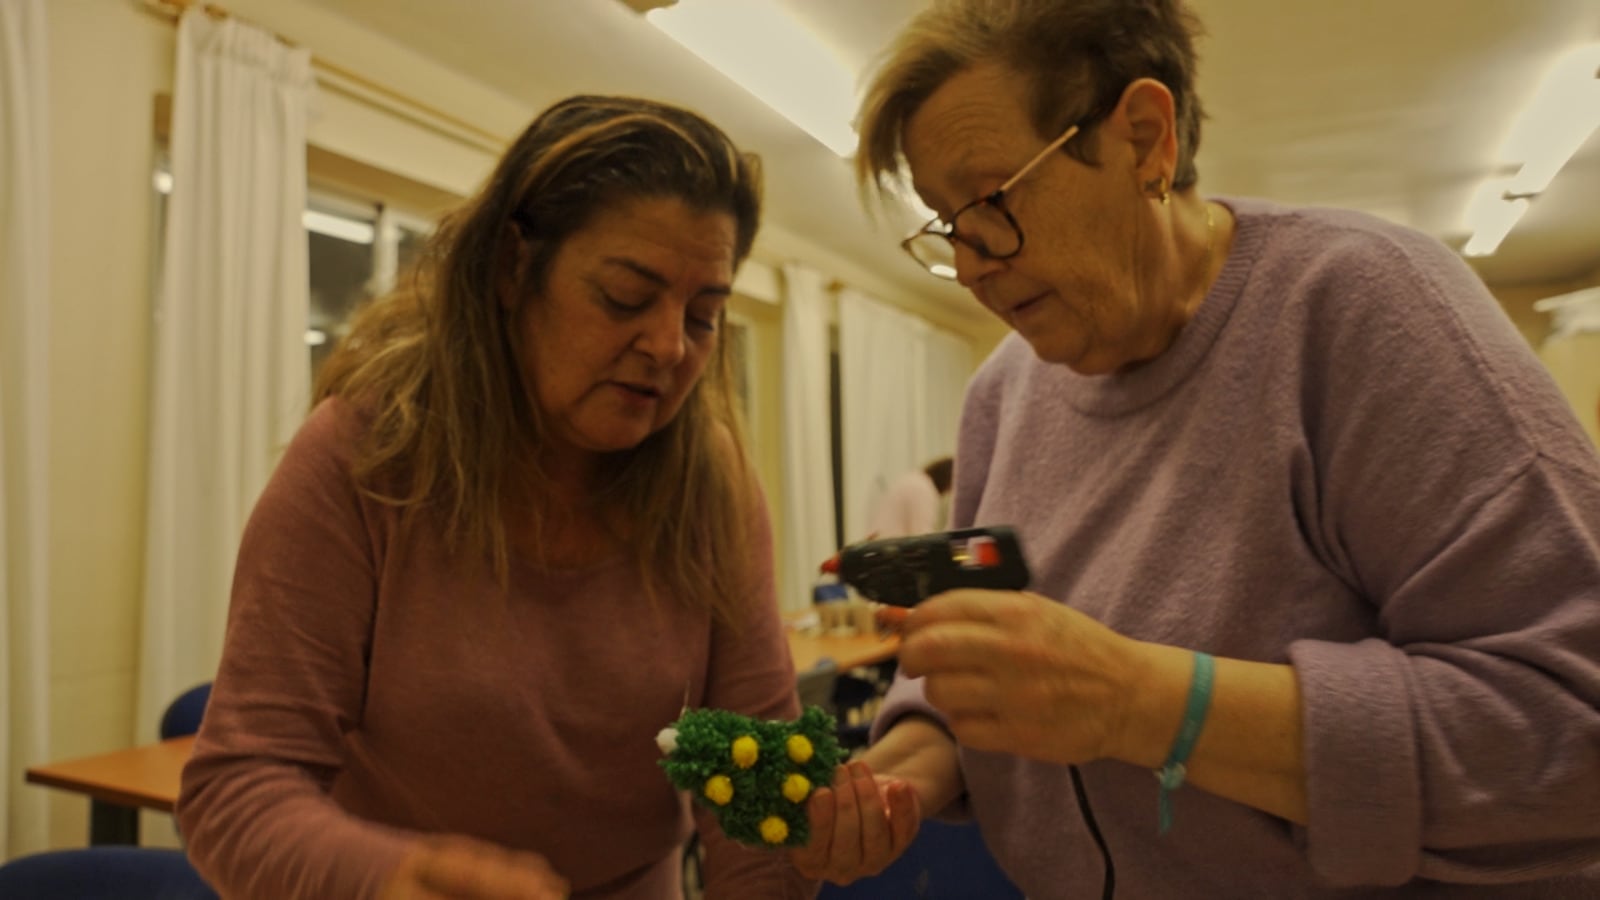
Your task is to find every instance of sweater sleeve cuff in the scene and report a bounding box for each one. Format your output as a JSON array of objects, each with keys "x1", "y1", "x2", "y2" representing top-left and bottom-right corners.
[
  {"x1": 1288, "y1": 637, "x2": 1421, "y2": 886},
  {"x1": 869, "y1": 675, "x2": 945, "y2": 743}
]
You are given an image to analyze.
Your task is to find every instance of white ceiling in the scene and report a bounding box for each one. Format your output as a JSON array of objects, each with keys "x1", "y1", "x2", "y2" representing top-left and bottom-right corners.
[{"x1": 301, "y1": 0, "x2": 1600, "y2": 329}]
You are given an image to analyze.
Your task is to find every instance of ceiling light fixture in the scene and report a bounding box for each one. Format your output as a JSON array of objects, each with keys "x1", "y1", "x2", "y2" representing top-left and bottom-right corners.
[
  {"x1": 1534, "y1": 286, "x2": 1600, "y2": 339},
  {"x1": 639, "y1": 0, "x2": 858, "y2": 157},
  {"x1": 1462, "y1": 43, "x2": 1600, "y2": 257},
  {"x1": 1461, "y1": 177, "x2": 1530, "y2": 258},
  {"x1": 1499, "y1": 44, "x2": 1600, "y2": 196}
]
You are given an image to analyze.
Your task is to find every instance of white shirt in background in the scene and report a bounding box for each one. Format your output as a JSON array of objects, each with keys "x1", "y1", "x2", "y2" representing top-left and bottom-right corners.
[{"x1": 866, "y1": 469, "x2": 943, "y2": 538}]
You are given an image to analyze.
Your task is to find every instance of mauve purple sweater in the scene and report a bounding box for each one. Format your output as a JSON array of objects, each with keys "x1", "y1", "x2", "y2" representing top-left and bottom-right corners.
[
  {"x1": 876, "y1": 197, "x2": 1600, "y2": 898},
  {"x1": 177, "y1": 399, "x2": 816, "y2": 900}
]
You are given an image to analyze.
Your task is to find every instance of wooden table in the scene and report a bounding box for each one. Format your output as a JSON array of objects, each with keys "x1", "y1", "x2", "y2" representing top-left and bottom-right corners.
[
  {"x1": 19, "y1": 632, "x2": 895, "y2": 848},
  {"x1": 786, "y1": 626, "x2": 898, "y2": 673},
  {"x1": 25, "y1": 735, "x2": 194, "y2": 845}
]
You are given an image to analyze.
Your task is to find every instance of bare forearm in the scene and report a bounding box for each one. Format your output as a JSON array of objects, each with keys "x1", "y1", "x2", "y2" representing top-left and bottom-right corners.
[
  {"x1": 1113, "y1": 641, "x2": 1308, "y2": 823},
  {"x1": 862, "y1": 715, "x2": 965, "y2": 816}
]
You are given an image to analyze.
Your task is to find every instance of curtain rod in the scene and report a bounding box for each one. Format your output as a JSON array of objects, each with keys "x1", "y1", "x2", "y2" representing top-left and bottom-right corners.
[
  {"x1": 135, "y1": 0, "x2": 510, "y2": 152},
  {"x1": 137, "y1": 0, "x2": 309, "y2": 57}
]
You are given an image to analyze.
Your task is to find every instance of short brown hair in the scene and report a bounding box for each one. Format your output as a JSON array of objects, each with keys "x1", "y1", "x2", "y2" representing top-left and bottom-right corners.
[
  {"x1": 856, "y1": 0, "x2": 1206, "y2": 199},
  {"x1": 924, "y1": 456, "x2": 954, "y2": 495},
  {"x1": 315, "y1": 95, "x2": 765, "y2": 625}
]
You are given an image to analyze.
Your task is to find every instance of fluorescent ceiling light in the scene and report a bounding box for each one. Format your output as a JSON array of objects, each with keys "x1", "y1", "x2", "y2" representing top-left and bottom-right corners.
[
  {"x1": 1499, "y1": 43, "x2": 1600, "y2": 196},
  {"x1": 303, "y1": 210, "x2": 375, "y2": 244},
  {"x1": 645, "y1": 0, "x2": 857, "y2": 156},
  {"x1": 1461, "y1": 43, "x2": 1599, "y2": 257},
  {"x1": 1533, "y1": 286, "x2": 1600, "y2": 338},
  {"x1": 1461, "y1": 199, "x2": 1526, "y2": 257},
  {"x1": 1461, "y1": 178, "x2": 1529, "y2": 258}
]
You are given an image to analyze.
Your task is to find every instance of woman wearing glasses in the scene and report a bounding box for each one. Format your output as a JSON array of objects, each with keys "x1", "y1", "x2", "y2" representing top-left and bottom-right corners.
[{"x1": 793, "y1": 1, "x2": 1600, "y2": 898}]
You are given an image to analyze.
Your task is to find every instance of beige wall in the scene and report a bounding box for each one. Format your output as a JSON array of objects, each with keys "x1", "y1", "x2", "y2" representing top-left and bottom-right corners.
[
  {"x1": 1488, "y1": 264, "x2": 1600, "y2": 449},
  {"x1": 43, "y1": 0, "x2": 174, "y2": 849},
  {"x1": 1493, "y1": 283, "x2": 1566, "y2": 349},
  {"x1": 1541, "y1": 332, "x2": 1600, "y2": 449},
  {"x1": 1486, "y1": 262, "x2": 1600, "y2": 350},
  {"x1": 967, "y1": 325, "x2": 1008, "y2": 364}
]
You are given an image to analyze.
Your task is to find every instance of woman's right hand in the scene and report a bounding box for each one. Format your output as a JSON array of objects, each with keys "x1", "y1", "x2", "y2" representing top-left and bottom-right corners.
[
  {"x1": 789, "y1": 760, "x2": 921, "y2": 885},
  {"x1": 379, "y1": 835, "x2": 570, "y2": 900}
]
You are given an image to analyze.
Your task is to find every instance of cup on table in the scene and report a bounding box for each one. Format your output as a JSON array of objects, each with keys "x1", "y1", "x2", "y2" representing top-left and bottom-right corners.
[
  {"x1": 814, "y1": 579, "x2": 851, "y2": 633},
  {"x1": 849, "y1": 600, "x2": 876, "y2": 636}
]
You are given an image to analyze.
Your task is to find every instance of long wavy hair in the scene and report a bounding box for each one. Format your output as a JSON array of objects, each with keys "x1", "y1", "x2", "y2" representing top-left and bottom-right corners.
[{"x1": 314, "y1": 95, "x2": 764, "y2": 625}]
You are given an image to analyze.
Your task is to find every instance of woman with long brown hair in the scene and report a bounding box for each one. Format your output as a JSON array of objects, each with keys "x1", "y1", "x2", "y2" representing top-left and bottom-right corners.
[{"x1": 178, "y1": 95, "x2": 814, "y2": 900}]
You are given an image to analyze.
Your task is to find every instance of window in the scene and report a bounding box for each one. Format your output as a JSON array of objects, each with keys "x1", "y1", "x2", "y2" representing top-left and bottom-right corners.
[
  {"x1": 305, "y1": 190, "x2": 435, "y2": 376},
  {"x1": 151, "y1": 155, "x2": 438, "y2": 383}
]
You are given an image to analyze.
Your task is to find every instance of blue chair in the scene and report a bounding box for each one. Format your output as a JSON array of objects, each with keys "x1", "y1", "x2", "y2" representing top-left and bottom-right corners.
[
  {"x1": 797, "y1": 659, "x2": 841, "y2": 712},
  {"x1": 160, "y1": 682, "x2": 212, "y2": 740},
  {"x1": 0, "y1": 847, "x2": 218, "y2": 899},
  {"x1": 102, "y1": 681, "x2": 208, "y2": 847},
  {"x1": 818, "y1": 820, "x2": 1024, "y2": 899}
]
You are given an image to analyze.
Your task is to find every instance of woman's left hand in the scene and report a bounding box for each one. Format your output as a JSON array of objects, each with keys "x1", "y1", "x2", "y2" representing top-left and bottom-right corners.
[
  {"x1": 789, "y1": 761, "x2": 921, "y2": 885},
  {"x1": 897, "y1": 589, "x2": 1146, "y2": 766}
]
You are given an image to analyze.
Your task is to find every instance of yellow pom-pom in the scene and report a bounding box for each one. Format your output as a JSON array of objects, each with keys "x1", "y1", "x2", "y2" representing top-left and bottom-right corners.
[
  {"x1": 731, "y1": 735, "x2": 759, "y2": 769},
  {"x1": 782, "y1": 773, "x2": 812, "y2": 804},
  {"x1": 703, "y1": 775, "x2": 734, "y2": 806},
  {"x1": 759, "y1": 815, "x2": 790, "y2": 844},
  {"x1": 786, "y1": 733, "x2": 814, "y2": 764}
]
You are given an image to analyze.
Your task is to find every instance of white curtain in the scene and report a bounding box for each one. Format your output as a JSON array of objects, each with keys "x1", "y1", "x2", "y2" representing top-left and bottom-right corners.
[
  {"x1": 922, "y1": 325, "x2": 973, "y2": 462},
  {"x1": 839, "y1": 289, "x2": 974, "y2": 542},
  {"x1": 0, "y1": 0, "x2": 53, "y2": 858},
  {"x1": 839, "y1": 290, "x2": 928, "y2": 543},
  {"x1": 138, "y1": 9, "x2": 313, "y2": 741},
  {"x1": 779, "y1": 264, "x2": 838, "y2": 613}
]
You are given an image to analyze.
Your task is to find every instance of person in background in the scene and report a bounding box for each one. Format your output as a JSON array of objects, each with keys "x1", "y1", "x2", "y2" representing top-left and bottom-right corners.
[
  {"x1": 865, "y1": 456, "x2": 954, "y2": 539},
  {"x1": 178, "y1": 95, "x2": 815, "y2": 900},
  {"x1": 793, "y1": 1, "x2": 1600, "y2": 897}
]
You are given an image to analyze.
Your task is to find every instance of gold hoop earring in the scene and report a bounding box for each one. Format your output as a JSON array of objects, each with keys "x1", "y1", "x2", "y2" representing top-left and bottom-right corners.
[{"x1": 1143, "y1": 176, "x2": 1171, "y2": 204}]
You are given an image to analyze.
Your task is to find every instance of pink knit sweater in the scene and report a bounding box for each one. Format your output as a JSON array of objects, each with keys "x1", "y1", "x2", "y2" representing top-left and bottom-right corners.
[{"x1": 178, "y1": 399, "x2": 815, "y2": 900}]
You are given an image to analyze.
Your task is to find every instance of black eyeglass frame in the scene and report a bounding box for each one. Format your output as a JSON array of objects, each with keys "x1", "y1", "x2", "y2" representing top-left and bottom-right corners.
[{"x1": 900, "y1": 122, "x2": 1082, "y2": 279}]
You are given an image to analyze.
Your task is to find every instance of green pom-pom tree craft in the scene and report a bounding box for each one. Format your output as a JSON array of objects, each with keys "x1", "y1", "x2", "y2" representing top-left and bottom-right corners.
[{"x1": 657, "y1": 705, "x2": 844, "y2": 848}]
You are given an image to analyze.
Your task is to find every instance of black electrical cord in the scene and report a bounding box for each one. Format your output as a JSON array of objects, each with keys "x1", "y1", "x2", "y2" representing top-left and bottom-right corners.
[{"x1": 1069, "y1": 764, "x2": 1116, "y2": 900}]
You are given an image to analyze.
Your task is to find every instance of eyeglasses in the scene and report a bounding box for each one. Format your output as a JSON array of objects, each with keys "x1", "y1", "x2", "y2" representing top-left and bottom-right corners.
[{"x1": 901, "y1": 123, "x2": 1080, "y2": 280}]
